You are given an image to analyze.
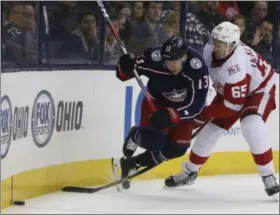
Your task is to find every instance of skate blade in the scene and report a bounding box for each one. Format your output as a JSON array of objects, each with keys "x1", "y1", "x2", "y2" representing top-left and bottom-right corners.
[
  {"x1": 163, "y1": 181, "x2": 195, "y2": 189},
  {"x1": 111, "y1": 158, "x2": 123, "y2": 192},
  {"x1": 271, "y1": 192, "x2": 279, "y2": 202}
]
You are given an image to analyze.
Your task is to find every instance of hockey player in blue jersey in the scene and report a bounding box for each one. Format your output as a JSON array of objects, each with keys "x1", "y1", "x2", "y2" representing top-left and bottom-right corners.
[{"x1": 115, "y1": 36, "x2": 209, "y2": 189}]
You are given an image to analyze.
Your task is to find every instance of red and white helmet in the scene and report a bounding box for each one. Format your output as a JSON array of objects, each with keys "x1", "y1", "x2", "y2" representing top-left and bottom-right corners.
[{"x1": 211, "y1": 21, "x2": 241, "y2": 47}]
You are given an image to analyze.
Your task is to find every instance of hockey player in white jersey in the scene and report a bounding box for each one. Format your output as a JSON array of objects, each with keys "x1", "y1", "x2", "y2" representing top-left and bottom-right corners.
[{"x1": 164, "y1": 21, "x2": 280, "y2": 199}]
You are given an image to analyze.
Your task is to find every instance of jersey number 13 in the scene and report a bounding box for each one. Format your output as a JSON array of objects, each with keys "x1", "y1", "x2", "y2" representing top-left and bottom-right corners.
[{"x1": 198, "y1": 75, "x2": 209, "y2": 89}]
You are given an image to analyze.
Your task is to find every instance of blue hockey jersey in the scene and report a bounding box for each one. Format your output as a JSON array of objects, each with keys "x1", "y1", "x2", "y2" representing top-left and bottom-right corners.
[{"x1": 117, "y1": 47, "x2": 209, "y2": 120}]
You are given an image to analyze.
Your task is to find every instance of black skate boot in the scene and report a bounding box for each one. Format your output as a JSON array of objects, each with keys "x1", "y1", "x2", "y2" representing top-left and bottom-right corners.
[
  {"x1": 165, "y1": 169, "x2": 198, "y2": 188},
  {"x1": 262, "y1": 174, "x2": 280, "y2": 200},
  {"x1": 120, "y1": 156, "x2": 139, "y2": 189},
  {"x1": 123, "y1": 126, "x2": 139, "y2": 158}
]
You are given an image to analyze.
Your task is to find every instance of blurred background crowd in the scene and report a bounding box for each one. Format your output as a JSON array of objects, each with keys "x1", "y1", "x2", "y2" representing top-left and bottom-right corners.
[{"x1": 1, "y1": 1, "x2": 279, "y2": 69}]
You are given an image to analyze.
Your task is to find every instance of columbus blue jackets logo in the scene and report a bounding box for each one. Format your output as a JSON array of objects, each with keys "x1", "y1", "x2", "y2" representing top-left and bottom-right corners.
[
  {"x1": 151, "y1": 50, "x2": 162, "y2": 62},
  {"x1": 162, "y1": 89, "x2": 187, "y2": 102},
  {"x1": 190, "y1": 58, "x2": 202, "y2": 69}
]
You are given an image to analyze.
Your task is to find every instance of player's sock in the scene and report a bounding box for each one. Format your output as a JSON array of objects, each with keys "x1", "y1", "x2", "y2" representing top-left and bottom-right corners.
[
  {"x1": 186, "y1": 151, "x2": 210, "y2": 172},
  {"x1": 241, "y1": 115, "x2": 279, "y2": 197},
  {"x1": 164, "y1": 122, "x2": 223, "y2": 187},
  {"x1": 251, "y1": 149, "x2": 274, "y2": 176},
  {"x1": 185, "y1": 122, "x2": 224, "y2": 172},
  {"x1": 241, "y1": 115, "x2": 275, "y2": 176}
]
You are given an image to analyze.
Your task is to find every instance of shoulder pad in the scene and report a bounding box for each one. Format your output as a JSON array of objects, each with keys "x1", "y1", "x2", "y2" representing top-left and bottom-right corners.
[
  {"x1": 187, "y1": 47, "x2": 206, "y2": 70},
  {"x1": 187, "y1": 47, "x2": 204, "y2": 60},
  {"x1": 189, "y1": 57, "x2": 203, "y2": 69}
]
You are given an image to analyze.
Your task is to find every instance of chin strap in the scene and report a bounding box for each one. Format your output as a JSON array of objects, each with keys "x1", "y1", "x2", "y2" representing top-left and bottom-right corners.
[
  {"x1": 225, "y1": 43, "x2": 232, "y2": 55},
  {"x1": 225, "y1": 42, "x2": 238, "y2": 55}
]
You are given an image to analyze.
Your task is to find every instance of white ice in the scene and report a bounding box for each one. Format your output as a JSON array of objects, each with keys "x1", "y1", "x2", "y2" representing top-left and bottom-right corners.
[{"x1": 2, "y1": 174, "x2": 279, "y2": 214}]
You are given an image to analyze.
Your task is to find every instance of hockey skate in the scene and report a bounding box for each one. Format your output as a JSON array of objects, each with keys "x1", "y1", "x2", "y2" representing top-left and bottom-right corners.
[
  {"x1": 111, "y1": 157, "x2": 139, "y2": 190},
  {"x1": 165, "y1": 169, "x2": 198, "y2": 188},
  {"x1": 123, "y1": 126, "x2": 138, "y2": 158},
  {"x1": 262, "y1": 174, "x2": 280, "y2": 201}
]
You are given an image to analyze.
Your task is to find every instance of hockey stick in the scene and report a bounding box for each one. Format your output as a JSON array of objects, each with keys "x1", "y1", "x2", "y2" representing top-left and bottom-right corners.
[
  {"x1": 96, "y1": 0, "x2": 156, "y2": 112},
  {"x1": 62, "y1": 164, "x2": 155, "y2": 193},
  {"x1": 62, "y1": 117, "x2": 213, "y2": 193}
]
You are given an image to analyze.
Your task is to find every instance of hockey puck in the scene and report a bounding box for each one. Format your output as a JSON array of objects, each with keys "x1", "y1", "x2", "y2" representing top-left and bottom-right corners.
[{"x1": 13, "y1": 200, "x2": 25, "y2": 206}]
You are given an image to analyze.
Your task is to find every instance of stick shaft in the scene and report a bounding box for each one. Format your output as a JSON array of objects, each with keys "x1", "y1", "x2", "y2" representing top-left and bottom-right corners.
[{"x1": 96, "y1": 0, "x2": 156, "y2": 112}]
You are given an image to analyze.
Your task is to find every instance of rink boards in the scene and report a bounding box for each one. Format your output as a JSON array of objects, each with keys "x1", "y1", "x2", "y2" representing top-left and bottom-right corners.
[{"x1": 1, "y1": 70, "x2": 279, "y2": 209}]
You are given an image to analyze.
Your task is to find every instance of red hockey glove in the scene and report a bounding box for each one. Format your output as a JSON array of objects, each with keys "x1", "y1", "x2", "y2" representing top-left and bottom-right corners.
[{"x1": 149, "y1": 108, "x2": 181, "y2": 130}]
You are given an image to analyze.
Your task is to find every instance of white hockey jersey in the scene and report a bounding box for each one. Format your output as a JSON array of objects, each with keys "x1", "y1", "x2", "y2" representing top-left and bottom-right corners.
[{"x1": 203, "y1": 42, "x2": 277, "y2": 116}]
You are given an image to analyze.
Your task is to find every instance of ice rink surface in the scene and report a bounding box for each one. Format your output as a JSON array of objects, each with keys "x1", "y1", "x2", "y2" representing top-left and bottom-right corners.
[{"x1": 2, "y1": 174, "x2": 279, "y2": 214}]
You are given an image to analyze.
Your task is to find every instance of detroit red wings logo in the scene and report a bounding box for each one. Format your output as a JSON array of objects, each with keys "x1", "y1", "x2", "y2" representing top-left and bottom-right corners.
[{"x1": 162, "y1": 89, "x2": 188, "y2": 102}]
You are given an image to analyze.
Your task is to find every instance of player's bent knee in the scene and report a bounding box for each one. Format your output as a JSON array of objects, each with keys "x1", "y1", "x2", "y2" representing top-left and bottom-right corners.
[
  {"x1": 161, "y1": 142, "x2": 190, "y2": 159},
  {"x1": 134, "y1": 126, "x2": 168, "y2": 151},
  {"x1": 241, "y1": 114, "x2": 264, "y2": 132}
]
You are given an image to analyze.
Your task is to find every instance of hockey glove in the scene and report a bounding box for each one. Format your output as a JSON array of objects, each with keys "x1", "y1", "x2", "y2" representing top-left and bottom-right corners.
[
  {"x1": 118, "y1": 54, "x2": 136, "y2": 77},
  {"x1": 149, "y1": 108, "x2": 181, "y2": 130}
]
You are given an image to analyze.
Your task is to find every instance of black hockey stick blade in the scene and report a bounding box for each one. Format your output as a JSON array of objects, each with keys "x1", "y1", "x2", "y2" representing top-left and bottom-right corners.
[
  {"x1": 62, "y1": 186, "x2": 101, "y2": 193},
  {"x1": 62, "y1": 165, "x2": 156, "y2": 193}
]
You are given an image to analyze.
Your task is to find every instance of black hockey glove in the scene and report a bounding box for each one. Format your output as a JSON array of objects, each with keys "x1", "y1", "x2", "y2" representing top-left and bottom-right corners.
[
  {"x1": 149, "y1": 108, "x2": 181, "y2": 130},
  {"x1": 118, "y1": 54, "x2": 136, "y2": 77}
]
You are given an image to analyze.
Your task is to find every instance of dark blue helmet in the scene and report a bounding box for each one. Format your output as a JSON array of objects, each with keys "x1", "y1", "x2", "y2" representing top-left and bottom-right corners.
[{"x1": 161, "y1": 36, "x2": 188, "y2": 61}]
